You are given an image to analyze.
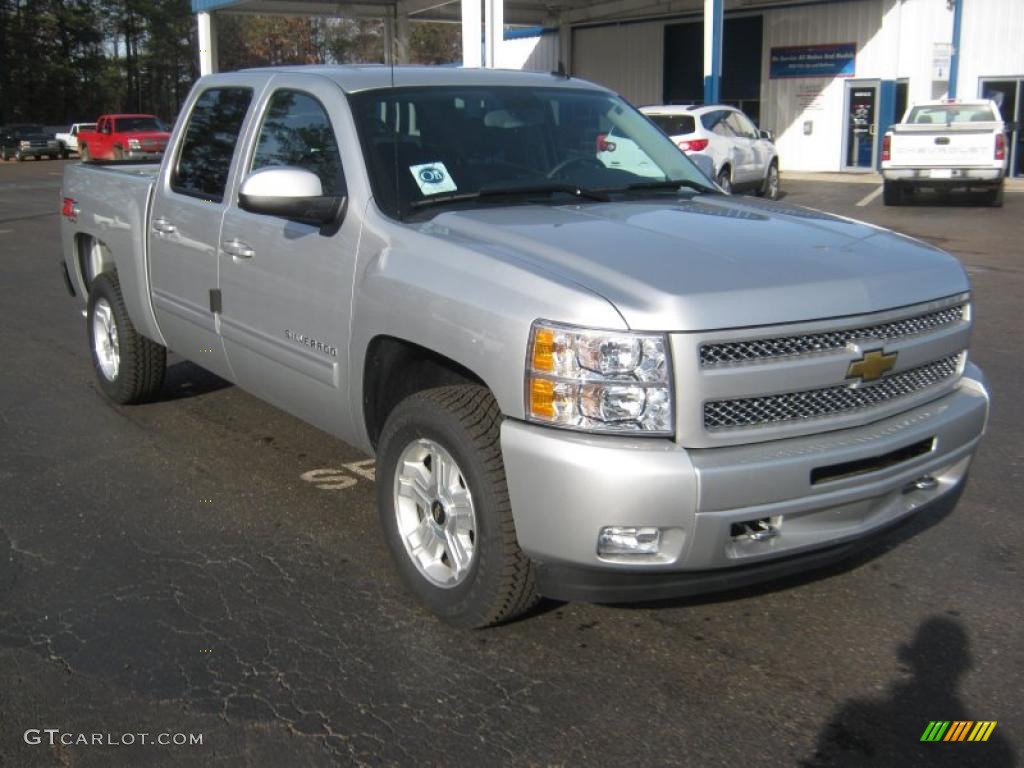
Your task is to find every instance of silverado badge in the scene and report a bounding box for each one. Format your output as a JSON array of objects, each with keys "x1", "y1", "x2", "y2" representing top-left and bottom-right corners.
[{"x1": 846, "y1": 349, "x2": 898, "y2": 383}]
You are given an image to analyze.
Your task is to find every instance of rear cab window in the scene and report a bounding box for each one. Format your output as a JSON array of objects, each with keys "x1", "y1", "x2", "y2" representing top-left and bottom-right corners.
[
  {"x1": 172, "y1": 87, "x2": 254, "y2": 203},
  {"x1": 907, "y1": 105, "x2": 1000, "y2": 124}
]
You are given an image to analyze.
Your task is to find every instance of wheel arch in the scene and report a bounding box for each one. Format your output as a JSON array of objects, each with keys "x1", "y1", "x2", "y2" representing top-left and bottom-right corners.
[{"x1": 362, "y1": 335, "x2": 487, "y2": 451}]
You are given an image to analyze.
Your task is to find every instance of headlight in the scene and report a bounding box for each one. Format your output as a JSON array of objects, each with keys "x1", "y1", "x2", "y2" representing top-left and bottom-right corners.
[
  {"x1": 127, "y1": 138, "x2": 141, "y2": 149},
  {"x1": 47, "y1": 140, "x2": 57, "y2": 147},
  {"x1": 19, "y1": 140, "x2": 31, "y2": 148},
  {"x1": 525, "y1": 320, "x2": 673, "y2": 435}
]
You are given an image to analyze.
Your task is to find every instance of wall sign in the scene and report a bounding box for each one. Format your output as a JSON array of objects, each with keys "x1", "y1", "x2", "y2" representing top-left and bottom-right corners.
[{"x1": 770, "y1": 43, "x2": 856, "y2": 79}]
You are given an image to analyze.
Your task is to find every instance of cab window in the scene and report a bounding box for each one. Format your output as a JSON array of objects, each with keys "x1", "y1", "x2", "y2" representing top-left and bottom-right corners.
[
  {"x1": 250, "y1": 90, "x2": 345, "y2": 196},
  {"x1": 172, "y1": 87, "x2": 254, "y2": 203}
]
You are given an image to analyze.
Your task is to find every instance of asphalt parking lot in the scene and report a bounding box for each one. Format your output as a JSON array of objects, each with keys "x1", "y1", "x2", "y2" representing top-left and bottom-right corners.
[{"x1": 1, "y1": 158, "x2": 1021, "y2": 767}]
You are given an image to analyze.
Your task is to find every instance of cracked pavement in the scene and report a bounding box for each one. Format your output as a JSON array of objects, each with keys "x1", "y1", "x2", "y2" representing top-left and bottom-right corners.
[{"x1": 0, "y1": 160, "x2": 1021, "y2": 767}]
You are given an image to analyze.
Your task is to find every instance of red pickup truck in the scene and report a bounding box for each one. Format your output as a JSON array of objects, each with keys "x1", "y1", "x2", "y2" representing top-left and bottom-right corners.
[{"x1": 78, "y1": 114, "x2": 171, "y2": 162}]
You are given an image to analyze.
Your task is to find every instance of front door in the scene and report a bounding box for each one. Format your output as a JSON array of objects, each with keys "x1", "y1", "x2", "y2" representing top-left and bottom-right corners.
[
  {"x1": 217, "y1": 76, "x2": 361, "y2": 437},
  {"x1": 981, "y1": 78, "x2": 1022, "y2": 177},
  {"x1": 844, "y1": 81, "x2": 879, "y2": 170}
]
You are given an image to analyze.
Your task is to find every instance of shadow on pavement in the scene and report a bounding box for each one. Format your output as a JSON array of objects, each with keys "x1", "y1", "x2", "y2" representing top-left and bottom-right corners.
[{"x1": 801, "y1": 615, "x2": 1016, "y2": 767}]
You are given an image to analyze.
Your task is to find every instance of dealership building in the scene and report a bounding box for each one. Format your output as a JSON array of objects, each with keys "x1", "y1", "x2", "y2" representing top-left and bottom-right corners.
[{"x1": 192, "y1": 0, "x2": 1024, "y2": 176}]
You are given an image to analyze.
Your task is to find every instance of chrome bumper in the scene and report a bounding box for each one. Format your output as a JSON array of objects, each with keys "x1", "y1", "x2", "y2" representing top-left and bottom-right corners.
[
  {"x1": 501, "y1": 364, "x2": 988, "y2": 590},
  {"x1": 882, "y1": 167, "x2": 1003, "y2": 183}
]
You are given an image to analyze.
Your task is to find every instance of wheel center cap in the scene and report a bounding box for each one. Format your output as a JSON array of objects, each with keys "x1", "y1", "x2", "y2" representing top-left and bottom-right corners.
[{"x1": 430, "y1": 500, "x2": 447, "y2": 526}]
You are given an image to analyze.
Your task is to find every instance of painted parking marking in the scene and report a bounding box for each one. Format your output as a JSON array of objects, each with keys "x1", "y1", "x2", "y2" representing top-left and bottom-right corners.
[
  {"x1": 300, "y1": 461, "x2": 376, "y2": 491},
  {"x1": 343, "y1": 460, "x2": 376, "y2": 481},
  {"x1": 856, "y1": 185, "x2": 884, "y2": 207}
]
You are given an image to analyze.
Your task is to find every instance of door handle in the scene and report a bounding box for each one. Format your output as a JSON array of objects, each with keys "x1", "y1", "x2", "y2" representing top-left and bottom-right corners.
[
  {"x1": 152, "y1": 217, "x2": 176, "y2": 235},
  {"x1": 222, "y1": 238, "x2": 255, "y2": 259}
]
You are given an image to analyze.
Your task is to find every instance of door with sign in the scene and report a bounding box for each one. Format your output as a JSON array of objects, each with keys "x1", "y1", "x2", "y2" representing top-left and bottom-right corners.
[{"x1": 843, "y1": 81, "x2": 879, "y2": 170}]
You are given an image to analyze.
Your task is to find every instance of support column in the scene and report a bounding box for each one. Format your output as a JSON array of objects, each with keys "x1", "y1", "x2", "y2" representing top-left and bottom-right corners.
[
  {"x1": 948, "y1": 0, "x2": 963, "y2": 98},
  {"x1": 383, "y1": 14, "x2": 395, "y2": 65},
  {"x1": 702, "y1": 0, "x2": 723, "y2": 104},
  {"x1": 461, "y1": 0, "x2": 482, "y2": 68},
  {"x1": 197, "y1": 12, "x2": 218, "y2": 76},
  {"x1": 484, "y1": 0, "x2": 503, "y2": 69},
  {"x1": 395, "y1": 12, "x2": 411, "y2": 65}
]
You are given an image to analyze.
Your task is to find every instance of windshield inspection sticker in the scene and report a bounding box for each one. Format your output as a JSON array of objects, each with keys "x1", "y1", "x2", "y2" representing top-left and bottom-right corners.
[{"x1": 410, "y1": 162, "x2": 457, "y2": 195}]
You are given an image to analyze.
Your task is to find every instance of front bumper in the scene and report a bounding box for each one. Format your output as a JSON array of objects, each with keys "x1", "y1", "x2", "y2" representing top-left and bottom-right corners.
[
  {"x1": 882, "y1": 167, "x2": 1003, "y2": 187},
  {"x1": 501, "y1": 364, "x2": 989, "y2": 601},
  {"x1": 18, "y1": 147, "x2": 60, "y2": 158},
  {"x1": 125, "y1": 149, "x2": 165, "y2": 161}
]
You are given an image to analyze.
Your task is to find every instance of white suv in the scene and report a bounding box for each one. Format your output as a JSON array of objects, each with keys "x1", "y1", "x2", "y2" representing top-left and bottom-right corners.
[{"x1": 641, "y1": 105, "x2": 780, "y2": 199}]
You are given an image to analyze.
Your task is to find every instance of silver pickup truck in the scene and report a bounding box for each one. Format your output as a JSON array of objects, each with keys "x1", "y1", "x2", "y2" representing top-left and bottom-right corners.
[{"x1": 60, "y1": 66, "x2": 989, "y2": 627}]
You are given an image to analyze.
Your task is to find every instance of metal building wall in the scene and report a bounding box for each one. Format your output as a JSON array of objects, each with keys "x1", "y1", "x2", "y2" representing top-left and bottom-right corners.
[
  {"x1": 959, "y1": 0, "x2": 1024, "y2": 97},
  {"x1": 762, "y1": 0, "x2": 890, "y2": 172},
  {"x1": 496, "y1": 32, "x2": 560, "y2": 72},
  {"x1": 572, "y1": 22, "x2": 665, "y2": 105}
]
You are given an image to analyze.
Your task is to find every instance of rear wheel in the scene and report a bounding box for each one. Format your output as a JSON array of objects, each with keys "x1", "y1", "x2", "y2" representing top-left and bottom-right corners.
[
  {"x1": 985, "y1": 183, "x2": 1004, "y2": 208},
  {"x1": 87, "y1": 273, "x2": 166, "y2": 404},
  {"x1": 377, "y1": 385, "x2": 538, "y2": 628},
  {"x1": 716, "y1": 166, "x2": 733, "y2": 194},
  {"x1": 882, "y1": 180, "x2": 904, "y2": 206}
]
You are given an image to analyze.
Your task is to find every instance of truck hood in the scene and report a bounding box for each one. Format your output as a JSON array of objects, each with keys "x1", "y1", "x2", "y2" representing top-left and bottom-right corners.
[{"x1": 422, "y1": 196, "x2": 969, "y2": 331}]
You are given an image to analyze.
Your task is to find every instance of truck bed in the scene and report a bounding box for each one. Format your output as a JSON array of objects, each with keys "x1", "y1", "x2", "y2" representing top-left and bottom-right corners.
[{"x1": 61, "y1": 161, "x2": 165, "y2": 345}]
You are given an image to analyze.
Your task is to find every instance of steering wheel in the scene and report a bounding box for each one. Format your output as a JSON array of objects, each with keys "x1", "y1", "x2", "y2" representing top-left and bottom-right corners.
[{"x1": 546, "y1": 155, "x2": 606, "y2": 179}]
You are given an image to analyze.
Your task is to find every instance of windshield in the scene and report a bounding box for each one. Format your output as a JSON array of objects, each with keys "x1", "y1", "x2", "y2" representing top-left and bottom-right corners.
[
  {"x1": 350, "y1": 86, "x2": 709, "y2": 219},
  {"x1": 114, "y1": 116, "x2": 166, "y2": 132},
  {"x1": 13, "y1": 124, "x2": 45, "y2": 134},
  {"x1": 906, "y1": 105, "x2": 999, "y2": 124},
  {"x1": 646, "y1": 114, "x2": 696, "y2": 136}
]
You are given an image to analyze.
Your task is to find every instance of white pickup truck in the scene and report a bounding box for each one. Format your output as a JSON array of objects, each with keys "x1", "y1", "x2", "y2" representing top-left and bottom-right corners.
[
  {"x1": 881, "y1": 99, "x2": 1008, "y2": 206},
  {"x1": 54, "y1": 122, "x2": 96, "y2": 159}
]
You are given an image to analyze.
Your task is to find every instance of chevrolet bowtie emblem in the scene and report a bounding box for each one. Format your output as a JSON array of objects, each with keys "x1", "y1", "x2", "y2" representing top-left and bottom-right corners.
[{"x1": 846, "y1": 349, "x2": 898, "y2": 383}]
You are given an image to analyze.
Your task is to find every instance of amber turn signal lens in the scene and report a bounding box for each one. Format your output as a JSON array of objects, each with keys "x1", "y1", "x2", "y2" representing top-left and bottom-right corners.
[
  {"x1": 529, "y1": 377, "x2": 556, "y2": 419},
  {"x1": 531, "y1": 328, "x2": 555, "y2": 372}
]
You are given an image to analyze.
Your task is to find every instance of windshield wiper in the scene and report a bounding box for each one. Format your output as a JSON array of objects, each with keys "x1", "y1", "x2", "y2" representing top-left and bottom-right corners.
[
  {"x1": 599, "y1": 179, "x2": 718, "y2": 195},
  {"x1": 408, "y1": 182, "x2": 610, "y2": 210}
]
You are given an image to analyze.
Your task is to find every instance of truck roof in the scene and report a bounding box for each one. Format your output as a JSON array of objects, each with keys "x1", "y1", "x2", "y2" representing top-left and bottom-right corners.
[{"x1": 234, "y1": 64, "x2": 606, "y2": 94}]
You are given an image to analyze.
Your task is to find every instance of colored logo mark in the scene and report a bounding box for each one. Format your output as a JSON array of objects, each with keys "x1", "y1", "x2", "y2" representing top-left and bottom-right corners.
[
  {"x1": 920, "y1": 721, "x2": 997, "y2": 742},
  {"x1": 419, "y1": 167, "x2": 445, "y2": 184}
]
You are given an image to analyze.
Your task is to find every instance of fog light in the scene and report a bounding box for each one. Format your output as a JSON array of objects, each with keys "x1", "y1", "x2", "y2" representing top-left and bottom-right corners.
[{"x1": 598, "y1": 526, "x2": 661, "y2": 556}]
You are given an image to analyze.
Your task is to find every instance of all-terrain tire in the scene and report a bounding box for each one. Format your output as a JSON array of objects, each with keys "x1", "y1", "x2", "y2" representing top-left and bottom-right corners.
[
  {"x1": 87, "y1": 273, "x2": 166, "y2": 404},
  {"x1": 377, "y1": 385, "x2": 539, "y2": 628}
]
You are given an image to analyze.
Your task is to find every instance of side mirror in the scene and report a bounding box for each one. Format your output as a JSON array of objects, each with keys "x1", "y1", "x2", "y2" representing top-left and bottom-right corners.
[
  {"x1": 238, "y1": 167, "x2": 347, "y2": 227},
  {"x1": 759, "y1": 129, "x2": 775, "y2": 141}
]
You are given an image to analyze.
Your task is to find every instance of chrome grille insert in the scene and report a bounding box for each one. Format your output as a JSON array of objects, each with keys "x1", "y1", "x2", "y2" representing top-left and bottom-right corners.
[
  {"x1": 704, "y1": 353, "x2": 963, "y2": 430},
  {"x1": 700, "y1": 304, "x2": 965, "y2": 366}
]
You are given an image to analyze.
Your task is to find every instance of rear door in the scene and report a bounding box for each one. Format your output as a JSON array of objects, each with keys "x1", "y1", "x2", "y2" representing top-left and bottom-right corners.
[
  {"x1": 148, "y1": 77, "x2": 263, "y2": 380},
  {"x1": 217, "y1": 74, "x2": 360, "y2": 436}
]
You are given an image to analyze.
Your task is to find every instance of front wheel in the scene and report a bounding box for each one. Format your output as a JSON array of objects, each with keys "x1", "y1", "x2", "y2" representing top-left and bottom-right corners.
[
  {"x1": 757, "y1": 161, "x2": 781, "y2": 200},
  {"x1": 79, "y1": 144, "x2": 90, "y2": 162},
  {"x1": 377, "y1": 385, "x2": 538, "y2": 628},
  {"x1": 87, "y1": 273, "x2": 167, "y2": 404}
]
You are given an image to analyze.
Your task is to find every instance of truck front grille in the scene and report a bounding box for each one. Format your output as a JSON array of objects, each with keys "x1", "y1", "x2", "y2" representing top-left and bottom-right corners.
[
  {"x1": 700, "y1": 304, "x2": 965, "y2": 366},
  {"x1": 703, "y1": 353, "x2": 963, "y2": 430}
]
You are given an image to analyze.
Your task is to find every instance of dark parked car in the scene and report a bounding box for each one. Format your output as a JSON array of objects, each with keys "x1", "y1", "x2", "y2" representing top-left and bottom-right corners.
[{"x1": 0, "y1": 123, "x2": 61, "y2": 161}]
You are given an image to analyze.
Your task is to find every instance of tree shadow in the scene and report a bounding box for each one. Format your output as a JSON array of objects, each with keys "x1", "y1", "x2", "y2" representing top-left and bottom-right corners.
[{"x1": 802, "y1": 615, "x2": 1016, "y2": 767}]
